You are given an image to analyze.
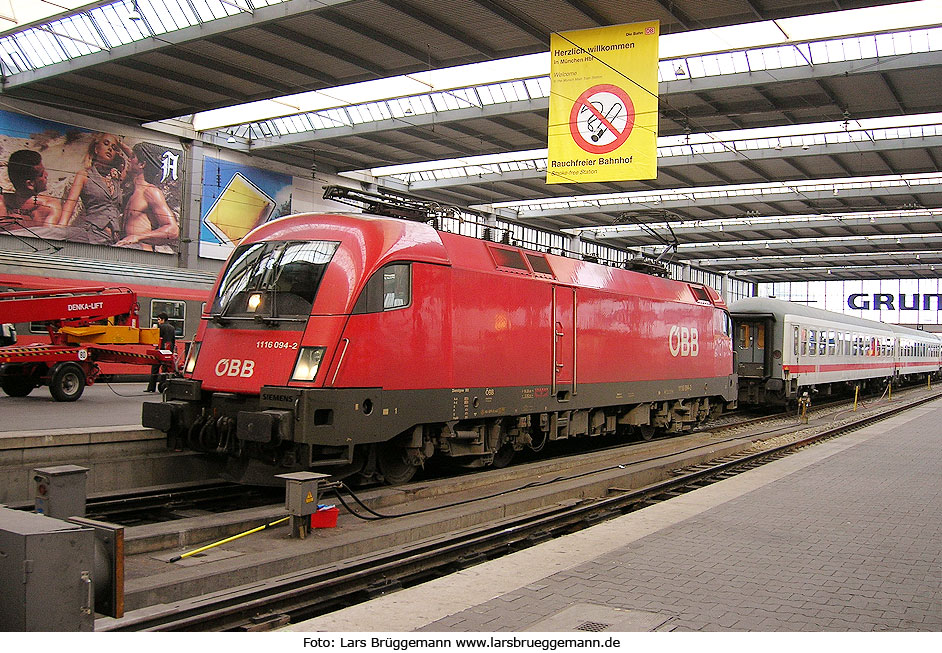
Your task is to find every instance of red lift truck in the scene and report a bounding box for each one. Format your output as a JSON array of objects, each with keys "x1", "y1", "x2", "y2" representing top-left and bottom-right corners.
[{"x1": 0, "y1": 286, "x2": 174, "y2": 401}]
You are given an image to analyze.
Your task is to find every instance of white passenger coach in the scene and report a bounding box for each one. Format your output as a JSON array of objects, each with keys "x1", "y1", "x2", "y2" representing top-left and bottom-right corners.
[{"x1": 730, "y1": 297, "x2": 942, "y2": 405}]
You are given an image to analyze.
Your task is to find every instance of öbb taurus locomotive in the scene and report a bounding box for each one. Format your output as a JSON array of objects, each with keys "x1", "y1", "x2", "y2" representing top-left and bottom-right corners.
[
  {"x1": 143, "y1": 212, "x2": 738, "y2": 484},
  {"x1": 730, "y1": 297, "x2": 942, "y2": 406}
]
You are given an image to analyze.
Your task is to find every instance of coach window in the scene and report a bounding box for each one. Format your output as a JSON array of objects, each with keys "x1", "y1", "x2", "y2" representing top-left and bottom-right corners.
[
  {"x1": 756, "y1": 323, "x2": 765, "y2": 349},
  {"x1": 151, "y1": 299, "x2": 185, "y2": 337},
  {"x1": 801, "y1": 328, "x2": 807, "y2": 356},
  {"x1": 828, "y1": 331, "x2": 836, "y2": 356},
  {"x1": 738, "y1": 324, "x2": 752, "y2": 350},
  {"x1": 808, "y1": 330, "x2": 816, "y2": 356},
  {"x1": 793, "y1": 326, "x2": 800, "y2": 356},
  {"x1": 819, "y1": 331, "x2": 827, "y2": 356},
  {"x1": 353, "y1": 263, "x2": 411, "y2": 314}
]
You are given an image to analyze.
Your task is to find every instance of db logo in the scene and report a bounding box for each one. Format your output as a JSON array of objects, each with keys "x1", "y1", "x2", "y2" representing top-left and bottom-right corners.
[
  {"x1": 669, "y1": 326, "x2": 699, "y2": 357},
  {"x1": 644, "y1": 26, "x2": 656, "y2": 35},
  {"x1": 215, "y1": 358, "x2": 256, "y2": 377}
]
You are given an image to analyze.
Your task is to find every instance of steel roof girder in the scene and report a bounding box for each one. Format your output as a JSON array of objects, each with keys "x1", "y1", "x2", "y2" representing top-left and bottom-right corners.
[
  {"x1": 588, "y1": 211, "x2": 942, "y2": 241},
  {"x1": 248, "y1": 97, "x2": 546, "y2": 149},
  {"x1": 506, "y1": 183, "x2": 938, "y2": 219},
  {"x1": 2, "y1": 0, "x2": 354, "y2": 89},
  {"x1": 660, "y1": 51, "x2": 939, "y2": 95}
]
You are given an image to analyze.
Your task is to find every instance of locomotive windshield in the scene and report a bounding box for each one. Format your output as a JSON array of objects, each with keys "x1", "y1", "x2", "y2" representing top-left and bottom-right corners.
[{"x1": 211, "y1": 240, "x2": 339, "y2": 319}]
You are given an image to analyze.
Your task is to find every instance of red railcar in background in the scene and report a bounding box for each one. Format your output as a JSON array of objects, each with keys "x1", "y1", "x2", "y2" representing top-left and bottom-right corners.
[
  {"x1": 144, "y1": 212, "x2": 737, "y2": 484},
  {"x1": 0, "y1": 271, "x2": 212, "y2": 379}
]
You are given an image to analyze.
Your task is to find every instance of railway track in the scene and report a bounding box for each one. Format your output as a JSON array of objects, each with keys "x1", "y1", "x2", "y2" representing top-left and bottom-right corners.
[{"x1": 99, "y1": 390, "x2": 941, "y2": 632}]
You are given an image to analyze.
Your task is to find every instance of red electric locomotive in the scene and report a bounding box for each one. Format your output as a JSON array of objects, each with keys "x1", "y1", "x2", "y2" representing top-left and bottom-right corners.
[{"x1": 144, "y1": 210, "x2": 737, "y2": 484}]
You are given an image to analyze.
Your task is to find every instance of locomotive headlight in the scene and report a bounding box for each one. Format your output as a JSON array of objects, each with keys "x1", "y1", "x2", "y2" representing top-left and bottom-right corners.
[
  {"x1": 247, "y1": 292, "x2": 263, "y2": 312},
  {"x1": 292, "y1": 347, "x2": 326, "y2": 382},
  {"x1": 184, "y1": 341, "x2": 201, "y2": 374}
]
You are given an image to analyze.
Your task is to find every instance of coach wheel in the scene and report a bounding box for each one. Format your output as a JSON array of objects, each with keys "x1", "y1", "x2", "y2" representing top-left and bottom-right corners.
[
  {"x1": 0, "y1": 367, "x2": 36, "y2": 397},
  {"x1": 376, "y1": 441, "x2": 418, "y2": 485},
  {"x1": 49, "y1": 363, "x2": 86, "y2": 402},
  {"x1": 639, "y1": 425, "x2": 655, "y2": 441}
]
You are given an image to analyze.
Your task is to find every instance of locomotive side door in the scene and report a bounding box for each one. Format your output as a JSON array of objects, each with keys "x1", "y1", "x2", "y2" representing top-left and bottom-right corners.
[{"x1": 552, "y1": 285, "x2": 576, "y2": 400}]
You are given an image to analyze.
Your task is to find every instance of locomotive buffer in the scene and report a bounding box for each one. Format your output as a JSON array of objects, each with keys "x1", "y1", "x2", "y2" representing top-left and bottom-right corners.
[{"x1": 0, "y1": 286, "x2": 174, "y2": 401}]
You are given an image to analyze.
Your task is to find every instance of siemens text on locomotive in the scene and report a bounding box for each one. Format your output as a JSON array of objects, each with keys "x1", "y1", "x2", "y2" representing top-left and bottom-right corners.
[
  {"x1": 730, "y1": 297, "x2": 942, "y2": 406},
  {"x1": 143, "y1": 212, "x2": 739, "y2": 484}
]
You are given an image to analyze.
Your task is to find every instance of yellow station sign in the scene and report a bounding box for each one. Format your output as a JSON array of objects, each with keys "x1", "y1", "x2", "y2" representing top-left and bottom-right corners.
[{"x1": 547, "y1": 21, "x2": 659, "y2": 184}]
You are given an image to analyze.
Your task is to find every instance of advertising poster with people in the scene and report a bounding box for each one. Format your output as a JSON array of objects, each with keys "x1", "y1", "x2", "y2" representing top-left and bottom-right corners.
[
  {"x1": 0, "y1": 109, "x2": 183, "y2": 253},
  {"x1": 198, "y1": 156, "x2": 293, "y2": 260}
]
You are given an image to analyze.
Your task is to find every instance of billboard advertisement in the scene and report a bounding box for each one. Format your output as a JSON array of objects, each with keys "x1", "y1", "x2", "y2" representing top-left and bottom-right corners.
[
  {"x1": 199, "y1": 156, "x2": 293, "y2": 260},
  {"x1": 0, "y1": 109, "x2": 182, "y2": 253}
]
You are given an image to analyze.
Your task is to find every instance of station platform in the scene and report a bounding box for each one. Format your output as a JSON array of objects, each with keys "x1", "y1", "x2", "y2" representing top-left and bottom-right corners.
[
  {"x1": 288, "y1": 398, "x2": 942, "y2": 632},
  {"x1": 0, "y1": 383, "x2": 222, "y2": 505}
]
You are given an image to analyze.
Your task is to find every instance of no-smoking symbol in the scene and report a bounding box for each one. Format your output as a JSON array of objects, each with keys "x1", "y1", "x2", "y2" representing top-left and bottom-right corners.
[{"x1": 569, "y1": 84, "x2": 635, "y2": 154}]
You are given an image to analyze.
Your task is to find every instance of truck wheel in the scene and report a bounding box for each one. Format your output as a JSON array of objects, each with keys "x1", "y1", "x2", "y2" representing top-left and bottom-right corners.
[
  {"x1": 0, "y1": 368, "x2": 35, "y2": 397},
  {"x1": 50, "y1": 363, "x2": 86, "y2": 402}
]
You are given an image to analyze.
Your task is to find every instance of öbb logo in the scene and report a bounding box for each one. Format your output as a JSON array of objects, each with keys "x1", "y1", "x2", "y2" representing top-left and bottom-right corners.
[
  {"x1": 669, "y1": 326, "x2": 699, "y2": 357},
  {"x1": 215, "y1": 358, "x2": 256, "y2": 377}
]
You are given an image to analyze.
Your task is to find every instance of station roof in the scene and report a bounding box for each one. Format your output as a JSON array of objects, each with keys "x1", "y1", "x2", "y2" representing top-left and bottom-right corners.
[{"x1": 2, "y1": 0, "x2": 939, "y2": 283}]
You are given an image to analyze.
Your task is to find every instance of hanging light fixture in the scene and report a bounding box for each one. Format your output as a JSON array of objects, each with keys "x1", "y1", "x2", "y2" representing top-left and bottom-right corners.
[{"x1": 128, "y1": 0, "x2": 143, "y2": 21}]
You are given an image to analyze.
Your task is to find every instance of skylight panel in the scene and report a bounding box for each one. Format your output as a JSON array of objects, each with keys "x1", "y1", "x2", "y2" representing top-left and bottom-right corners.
[
  {"x1": 95, "y1": 5, "x2": 130, "y2": 46},
  {"x1": 347, "y1": 105, "x2": 368, "y2": 124},
  {"x1": 18, "y1": 31, "x2": 56, "y2": 67},
  {"x1": 524, "y1": 77, "x2": 548, "y2": 98},
  {"x1": 476, "y1": 85, "x2": 496, "y2": 105},
  {"x1": 150, "y1": 1, "x2": 188, "y2": 30}
]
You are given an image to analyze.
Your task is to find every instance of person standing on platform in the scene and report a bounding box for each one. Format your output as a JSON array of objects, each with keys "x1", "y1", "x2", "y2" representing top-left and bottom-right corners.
[{"x1": 146, "y1": 312, "x2": 176, "y2": 393}]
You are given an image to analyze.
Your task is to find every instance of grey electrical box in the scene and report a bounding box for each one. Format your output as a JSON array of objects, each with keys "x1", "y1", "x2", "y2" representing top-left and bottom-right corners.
[
  {"x1": 0, "y1": 508, "x2": 95, "y2": 631},
  {"x1": 33, "y1": 464, "x2": 89, "y2": 519},
  {"x1": 276, "y1": 471, "x2": 329, "y2": 517}
]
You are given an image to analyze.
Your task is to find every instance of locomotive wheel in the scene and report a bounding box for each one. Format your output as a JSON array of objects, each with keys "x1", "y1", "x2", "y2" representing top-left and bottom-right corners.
[
  {"x1": 49, "y1": 363, "x2": 85, "y2": 402},
  {"x1": 639, "y1": 425, "x2": 656, "y2": 441},
  {"x1": 491, "y1": 444, "x2": 515, "y2": 469},
  {"x1": 376, "y1": 441, "x2": 418, "y2": 485},
  {"x1": 0, "y1": 368, "x2": 35, "y2": 397}
]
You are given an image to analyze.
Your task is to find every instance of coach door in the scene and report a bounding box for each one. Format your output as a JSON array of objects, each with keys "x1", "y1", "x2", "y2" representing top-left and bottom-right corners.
[
  {"x1": 736, "y1": 319, "x2": 767, "y2": 377},
  {"x1": 552, "y1": 285, "x2": 576, "y2": 400}
]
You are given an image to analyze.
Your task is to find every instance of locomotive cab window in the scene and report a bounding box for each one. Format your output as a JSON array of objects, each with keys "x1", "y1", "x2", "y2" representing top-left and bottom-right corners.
[
  {"x1": 211, "y1": 240, "x2": 338, "y2": 319},
  {"x1": 354, "y1": 263, "x2": 411, "y2": 314},
  {"x1": 151, "y1": 299, "x2": 186, "y2": 337}
]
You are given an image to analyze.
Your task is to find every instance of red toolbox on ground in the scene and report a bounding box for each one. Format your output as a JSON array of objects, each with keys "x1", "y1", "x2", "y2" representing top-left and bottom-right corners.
[{"x1": 311, "y1": 506, "x2": 339, "y2": 528}]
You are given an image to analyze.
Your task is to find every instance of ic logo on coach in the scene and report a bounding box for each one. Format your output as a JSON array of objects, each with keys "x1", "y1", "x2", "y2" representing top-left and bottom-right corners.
[
  {"x1": 669, "y1": 326, "x2": 699, "y2": 357},
  {"x1": 215, "y1": 358, "x2": 256, "y2": 377}
]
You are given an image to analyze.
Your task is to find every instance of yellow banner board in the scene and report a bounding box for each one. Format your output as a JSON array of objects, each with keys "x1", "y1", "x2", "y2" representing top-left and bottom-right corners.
[{"x1": 547, "y1": 21, "x2": 659, "y2": 184}]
